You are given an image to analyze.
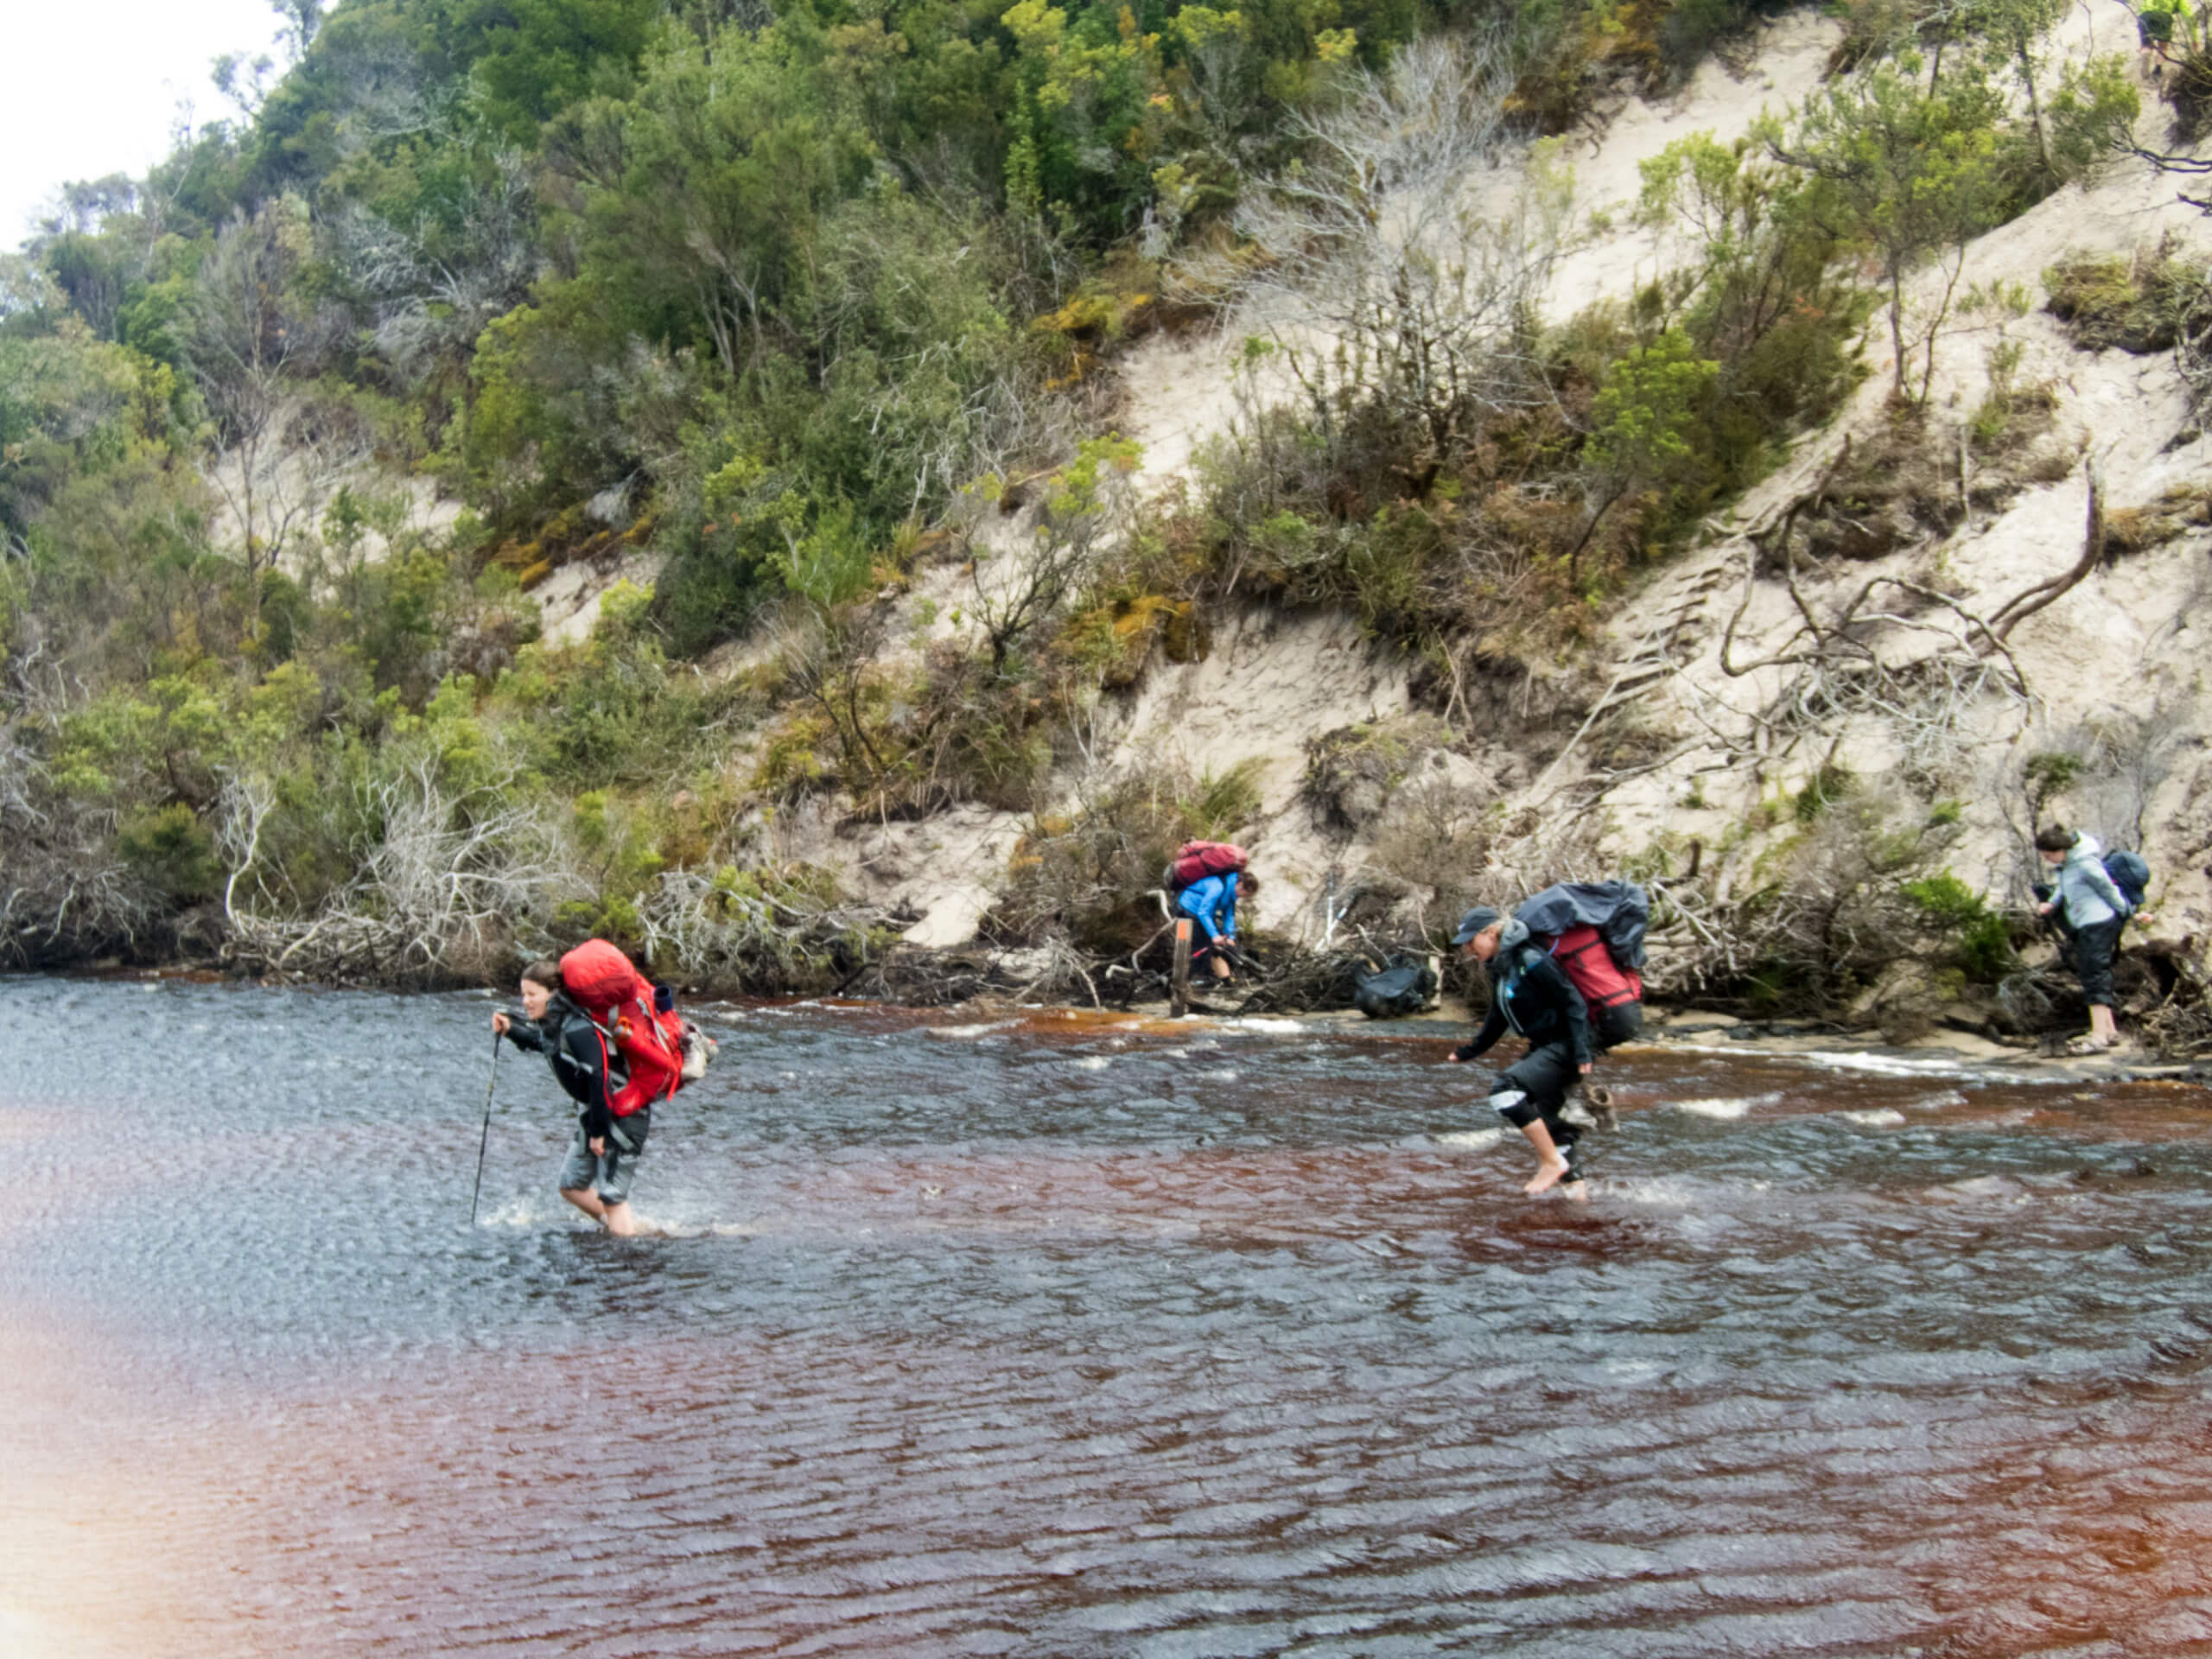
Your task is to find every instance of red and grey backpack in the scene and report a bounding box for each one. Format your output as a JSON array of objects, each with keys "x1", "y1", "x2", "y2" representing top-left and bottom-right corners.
[
  {"x1": 1165, "y1": 841, "x2": 1248, "y2": 892},
  {"x1": 558, "y1": 941, "x2": 709, "y2": 1112},
  {"x1": 1514, "y1": 881, "x2": 1649, "y2": 1010},
  {"x1": 1547, "y1": 924, "x2": 1643, "y2": 1010}
]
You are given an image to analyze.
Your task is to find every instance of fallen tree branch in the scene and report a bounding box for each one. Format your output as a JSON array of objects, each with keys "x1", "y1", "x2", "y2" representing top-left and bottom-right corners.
[{"x1": 1986, "y1": 455, "x2": 2105, "y2": 642}]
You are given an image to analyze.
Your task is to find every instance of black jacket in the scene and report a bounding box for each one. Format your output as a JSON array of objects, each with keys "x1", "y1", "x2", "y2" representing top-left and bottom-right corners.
[
  {"x1": 502, "y1": 993, "x2": 626, "y2": 1141},
  {"x1": 1452, "y1": 941, "x2": 1594, "y2": 1066}
]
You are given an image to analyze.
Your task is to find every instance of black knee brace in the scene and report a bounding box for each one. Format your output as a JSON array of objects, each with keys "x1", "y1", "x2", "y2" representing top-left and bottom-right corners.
[{"x1": 1489, "y1": 1085, "x2": 1541, "y2": 1130}]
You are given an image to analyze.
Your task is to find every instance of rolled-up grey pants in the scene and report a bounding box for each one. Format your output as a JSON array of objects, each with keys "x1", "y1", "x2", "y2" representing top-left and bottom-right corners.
[{"x1": 558, "y1": 1112, "x2": 649, "y2": 1205}]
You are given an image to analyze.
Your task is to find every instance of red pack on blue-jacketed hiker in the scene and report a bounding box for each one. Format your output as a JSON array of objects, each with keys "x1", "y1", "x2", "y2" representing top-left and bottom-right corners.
[{"x1": 1167, "y1": 842, "x2": 1247, "y2": 891}]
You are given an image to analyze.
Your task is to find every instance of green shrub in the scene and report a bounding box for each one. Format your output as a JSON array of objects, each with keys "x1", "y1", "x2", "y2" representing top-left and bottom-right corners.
[
  {"x1": 2023, "y1": 749, "x2": 2082, "y2": 816},
  {"x1": 2044, "y1": 243, "x2": 2193, "y2": 353},
  {"x1": 1904, "y1": 872, "x2": 2015, "y2": 981},
  {"x1": 117, "y1": 803, "x2": 221, "y2": 903},
  {"x1": 1182, "y1": 760, "x2": 1265, "y2": 840},
  {"x1": 1792, "y1": 763, "x2": 1854, "y2": 823}
]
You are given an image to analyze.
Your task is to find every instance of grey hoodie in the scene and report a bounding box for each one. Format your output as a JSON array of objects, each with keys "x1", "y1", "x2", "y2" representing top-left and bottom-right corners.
[{"x1": 2055, "y1": 832, "x2": 2129, "y2": 929}]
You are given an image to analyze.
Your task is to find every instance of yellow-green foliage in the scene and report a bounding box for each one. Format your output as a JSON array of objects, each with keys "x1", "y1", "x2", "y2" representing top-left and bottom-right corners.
[
  {"x1": 1064, "y1": 591, "x2": 1198, "y2": 687},
  {"x1": 2044, "y1": 242, "x2": 2194, "y2": 353},
  {"x1": 1181, "y1": 759, "x2": 1265, "y2": 840},
  {"x1": 753, "y1": 709, "x2": 836, "y2": 796},
  {"x1": 116, "y1": 803, "x2": 221, "y2": 902},
  {"x1": 1031, "y1": 252, "x2": 1160, "y2": 385},
  {"x1": 1302, "y1": 715, "x2": 1455, "y2": 827},
  {"x1": 554, "y1": 789, "x2": 667, "y2": 943}
]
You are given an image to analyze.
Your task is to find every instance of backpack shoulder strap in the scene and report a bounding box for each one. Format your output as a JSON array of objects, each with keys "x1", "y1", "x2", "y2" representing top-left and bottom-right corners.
[{"x1": 1551, "y1": 931, "x2": 1604, "y2": 963}]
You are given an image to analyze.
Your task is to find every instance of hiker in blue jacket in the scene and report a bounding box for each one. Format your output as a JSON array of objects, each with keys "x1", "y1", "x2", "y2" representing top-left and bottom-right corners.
[
  {"x1": 2035, "y1": 824, "x2": 2133, "y2": 1052},
  {"x1": 1179, "y1": 869, "x2": 1253, "y2": 982}
]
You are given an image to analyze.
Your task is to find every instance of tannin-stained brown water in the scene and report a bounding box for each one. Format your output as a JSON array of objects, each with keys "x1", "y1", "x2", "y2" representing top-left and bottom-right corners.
[{"x1": 6, "y1": 976, "x2": 2212, "y2": 1657}]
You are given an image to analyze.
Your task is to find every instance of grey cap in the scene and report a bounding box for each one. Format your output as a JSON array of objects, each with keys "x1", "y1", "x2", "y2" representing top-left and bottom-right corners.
[{"x1": 1451, "y1": 906, "x2": 1502, "y2": 945}]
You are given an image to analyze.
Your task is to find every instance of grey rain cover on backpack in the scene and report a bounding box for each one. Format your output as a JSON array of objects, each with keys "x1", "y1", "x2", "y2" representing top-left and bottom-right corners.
[{"x1": 1514, "y1": 880, "x2": 1650, "y2": 972}]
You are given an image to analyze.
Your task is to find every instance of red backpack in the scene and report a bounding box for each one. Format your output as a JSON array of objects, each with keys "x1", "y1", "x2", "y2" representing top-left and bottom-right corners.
[
  {"x1": 1166, "y1": 841, "x2": 1247, "y2": 891},
  {"x1": 1547, "y1": 924, "x2": 1643, "y2": 1011},
  {"x1": 559, "y1": 940, "x2": 687, "y2": 1115}
]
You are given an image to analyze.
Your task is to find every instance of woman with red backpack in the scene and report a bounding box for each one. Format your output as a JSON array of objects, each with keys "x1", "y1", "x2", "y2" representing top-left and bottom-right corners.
[{"x1": 491, "y1": 942, "x2": 686, "y2": 1235}]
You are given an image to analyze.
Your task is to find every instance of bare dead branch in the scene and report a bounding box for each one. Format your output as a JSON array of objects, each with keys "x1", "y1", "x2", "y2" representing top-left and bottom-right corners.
[{"x1": 1986, "y1": 455, "x2": 2106, "y2": 641}]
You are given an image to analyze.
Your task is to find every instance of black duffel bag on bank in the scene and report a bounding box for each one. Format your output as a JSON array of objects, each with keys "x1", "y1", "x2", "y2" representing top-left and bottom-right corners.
[{"x1": 1353, "y1": 953, "x2": 1437, "y2": 1020}]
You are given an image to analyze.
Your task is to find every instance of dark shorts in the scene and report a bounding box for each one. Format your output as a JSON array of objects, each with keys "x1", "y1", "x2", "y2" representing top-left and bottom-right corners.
[
  {"x1": 2072, "y1": 917, "x2": 2123, "y2": 1008},
  {"x1": 1178, "y1": 900, "x2": 1228, "y2": 955},
  {"x1": 559, "y1": 1112, "x2": 649, "y2": 1205},
  {"x1": 1487, "y1": 1041, "x2": 1585, "y2": 1183},
  {"x1": 1593, "y1": 1001, "x2": 1643, "y2": 1051}
]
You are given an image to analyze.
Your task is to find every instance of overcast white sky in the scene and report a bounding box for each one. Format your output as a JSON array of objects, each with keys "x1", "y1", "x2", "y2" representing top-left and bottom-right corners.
[{"x1": 3, "y1": 0, "x2": 291, "y2": 250}]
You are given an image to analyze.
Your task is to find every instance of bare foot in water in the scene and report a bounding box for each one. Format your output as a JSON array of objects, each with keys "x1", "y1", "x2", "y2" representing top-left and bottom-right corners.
[{"x1": 1524, "y1": 1159, "x2": 1571, "y2": 1195}]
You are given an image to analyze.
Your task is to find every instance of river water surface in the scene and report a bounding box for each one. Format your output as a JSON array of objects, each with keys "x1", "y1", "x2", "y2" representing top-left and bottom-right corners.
[{"x1": 7, "y1": 977, "x2": 2212, "y2": 1656}]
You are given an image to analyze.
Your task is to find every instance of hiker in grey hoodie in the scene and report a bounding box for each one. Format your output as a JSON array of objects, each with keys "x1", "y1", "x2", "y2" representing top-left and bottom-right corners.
[{"x1": 2034, "y1": 824, "x2": 2132, "y2": 1052}]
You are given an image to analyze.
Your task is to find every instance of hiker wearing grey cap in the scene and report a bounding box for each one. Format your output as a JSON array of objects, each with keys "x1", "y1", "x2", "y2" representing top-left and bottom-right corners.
[{"x1": 1446, "y1": 906, "x2": 1594, "y2": 1198}]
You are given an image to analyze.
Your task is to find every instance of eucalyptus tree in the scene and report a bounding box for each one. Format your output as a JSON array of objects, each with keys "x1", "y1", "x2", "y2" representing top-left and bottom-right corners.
[
  {"x1": 1758, "y1": 54, "x2": 2013, "y2": 407},
  {"x1": 185, "y1": 196, "x2": 354, "y2": 621},
  {"x1": 1224, "y1": 29, "x2": 1570, "y2": 497}
]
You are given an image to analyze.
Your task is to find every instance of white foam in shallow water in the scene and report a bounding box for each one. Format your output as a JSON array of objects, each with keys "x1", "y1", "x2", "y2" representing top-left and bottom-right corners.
[
  {"x1": 1673, "y1": 1043, "x2": 2046, "y2": 1084},
  {"x1": 1926, "y1": 1173, "x2": 2034, "y2": 1204},
  {"x1": 925, "y1": 1021, "x2": 1017, "y2": 1039},
  {"x1": 1797, "y1": 1049, "x2": 1996, "y2": 1078},
  {"x1": 1669, "y1": 1096, "x2": 1765, "y2": 1120},
  {"x1": 1071, "y1": 1056, "x2": 1113, "y2": 1071},
  {"x1": 1432, "y1": 1128, "x2": 1507, "y2": 1150},
  {"x1": 1604, "y1": 1175, "x2": 1701, "y2": 1208},
  {"x1": 480, "y1": 1197, "x2": 575, "y2": 1229},
  {"x1": 1841, "y1": 1109, "x2": 1908, "y2": 1128},
  {"x1": 1908, "y1": 1090, "x2": 1969, "y2": 1111},
  {"x1": 1230, "y1": 1018, "x2": 1306, "y2": 1034}
]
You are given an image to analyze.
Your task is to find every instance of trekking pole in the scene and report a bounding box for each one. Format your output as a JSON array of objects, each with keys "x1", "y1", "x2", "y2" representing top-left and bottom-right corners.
[
  {"x1": 469, "y1": 1031, "x2": 502, "y2": 1226},
  {"x1": 1171, "y1": 918, "x2": 1192, "y2": 1018}
]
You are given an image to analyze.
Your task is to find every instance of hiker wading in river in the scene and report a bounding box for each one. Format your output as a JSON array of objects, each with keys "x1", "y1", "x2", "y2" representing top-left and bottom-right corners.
[
  {"x1": 1446, "y1": 906, "x2": 1595, "y2": 1198},
  {"x1": 493, "y1": 955, "x2": 658, "y2": 1235}
]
